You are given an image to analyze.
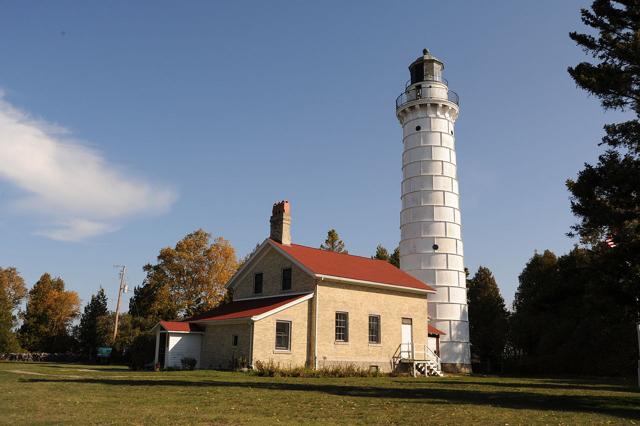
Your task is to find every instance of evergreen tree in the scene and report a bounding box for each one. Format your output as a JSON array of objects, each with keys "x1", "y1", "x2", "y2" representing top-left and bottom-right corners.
[
  {"x1": 508, "y1": 248, "x2": 635, "y2": 375},
  {"x1": 18, "y1": 273, "x2": 80, "y2": 352},
  {"x1": 320, "y1": 229, "x2": 347, "y2": 253},
  {"x1": 567, "y1": 0, "x2": 640, "y2": 316},
  {"x1": 78, "y1": 288, "x2": 110, "y2": 359},
  {"x1": 389, "y1": 247, "x2": 400, "y2": 268},
  {"x1": 467, "y1": 266, "x2": 509, "y2": 372},
  {"x1": 372, "y1": 244, "x2": 400, "y2": 268},
  {"x1": 372, "y1": 245, "x2": 390, "y2": 261}
]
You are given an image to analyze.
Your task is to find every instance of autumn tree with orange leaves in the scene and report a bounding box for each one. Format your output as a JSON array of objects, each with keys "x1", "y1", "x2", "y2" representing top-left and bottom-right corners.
[
  {"x1": 18, "y1": 273, "x2": 80, "y2": 352},
  {"x1": 130, "y1": 229, "x2": 239, "y2": 320}
]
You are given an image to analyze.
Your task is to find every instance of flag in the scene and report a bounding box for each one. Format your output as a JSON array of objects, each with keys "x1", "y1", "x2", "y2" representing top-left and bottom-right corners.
[{"x1": 605, "y1": 237, "x2": 616, "y2": 248}]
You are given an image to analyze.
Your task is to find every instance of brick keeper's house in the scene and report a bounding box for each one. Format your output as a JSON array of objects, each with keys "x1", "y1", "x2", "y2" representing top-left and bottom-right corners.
[{"x1": 152, "y1": 201, "x2": 445, "y2": 376}]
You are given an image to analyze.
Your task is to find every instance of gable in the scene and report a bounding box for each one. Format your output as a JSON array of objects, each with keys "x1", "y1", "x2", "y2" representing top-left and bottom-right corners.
[{"x1": 229, "y1": 243, "x2": 316, "y2": 300}]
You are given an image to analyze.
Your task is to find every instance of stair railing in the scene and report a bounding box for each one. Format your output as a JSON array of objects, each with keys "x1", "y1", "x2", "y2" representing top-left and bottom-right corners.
[{"x1": 426, "y1": 346, "x2": 442, "y2": 372}]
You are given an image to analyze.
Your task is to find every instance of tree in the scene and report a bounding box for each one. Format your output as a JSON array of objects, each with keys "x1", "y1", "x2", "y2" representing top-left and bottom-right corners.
[
  {"x1": 373, "y1": 245, "x2": 390, "y2": 261},
  {"x1": 567, "y1": 0, "x2": 640, "y2": 312},
  {"x1": 467, "y1": 266, "x2": 509, "y2": 373},
  {"x1": 0, "y1": 267, "x2": 27, "y2": 352},
  {"x1": 372, "y1": 244, "x2": 400, "y2": 268},
  {"x1": 131, "y1": 229, "x2": 239, "y2": 320},
  {"x1": 320, "y1": 229, "x2": 347, "y2": 253},
  {"x1": 508, "y1": 248, "x2": 635, "y2": 375},
  {"x1": 18, "y1": 273, "x2": 80, "y2": 352},
  {"x1": 389, "y1": 247, "x2": 400, "y2": 268},
  {"x1": 78, "y1": 288, "x2": 110, "y2": 359}
]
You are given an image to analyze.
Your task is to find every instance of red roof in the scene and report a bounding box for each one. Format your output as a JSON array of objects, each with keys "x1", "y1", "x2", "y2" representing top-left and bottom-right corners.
[
  {"x1": 189, "y1": 293, "x2": 311, "y2": 322},
  {"x1": 158, "y1": 321, "x2": 204, "y2": 333},
  {"x1": 270, "y1": 240, "x2": 434, "y2": 292},
  {"x1": 428, "y1": 324, "x2": 446, "y2": 336}
]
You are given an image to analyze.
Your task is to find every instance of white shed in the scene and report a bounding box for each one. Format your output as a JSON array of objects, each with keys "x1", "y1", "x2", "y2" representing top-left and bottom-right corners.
[{"x1": 152, "y1": 321, "x2": 204, "y2": 369}]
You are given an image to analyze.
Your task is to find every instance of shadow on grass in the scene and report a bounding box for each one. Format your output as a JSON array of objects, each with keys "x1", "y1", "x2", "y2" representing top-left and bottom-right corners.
[
  {"x1": 399, "y1": 379, "x2": 639, "y2": 394},
  {"x1": 22, "y1": 377, "x2": 640, "y2": 421}
]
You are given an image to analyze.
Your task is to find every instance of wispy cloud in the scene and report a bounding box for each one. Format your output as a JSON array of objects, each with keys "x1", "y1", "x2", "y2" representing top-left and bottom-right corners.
[{"x1": 0, "y1": 92, "x2": 177, "y2": 241}]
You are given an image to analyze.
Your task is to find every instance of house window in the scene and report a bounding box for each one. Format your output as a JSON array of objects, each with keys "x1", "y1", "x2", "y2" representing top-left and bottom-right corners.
[
  {"x1": 275, "y1": 321, "x2": 291, "y2": 351},
  {"x1": 335, "y1": 312, "x2": 349, "y2": 342},
  {"x1": 232, "y1": 335, "x2": 238, "y2": 346},
  {"x1": 254, "y1": 273, "x2": 263, "y2": 294},
  {"x1": 282, "y1": 268, "x2": 292, "y2": 291},
  {"x1": 368, "y1": 315, "x2": 381, "y2": 344}
]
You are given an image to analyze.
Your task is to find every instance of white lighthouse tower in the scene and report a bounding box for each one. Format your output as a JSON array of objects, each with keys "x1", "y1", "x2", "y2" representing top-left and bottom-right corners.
[{"x1": 396, "y1": 49, "x2": 471, "y2": 372}]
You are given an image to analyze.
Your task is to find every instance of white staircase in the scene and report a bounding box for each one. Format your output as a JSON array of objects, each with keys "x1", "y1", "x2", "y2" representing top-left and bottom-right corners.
[{"x1": 392, "y1": 343, "x2": 443, "y2": 377}]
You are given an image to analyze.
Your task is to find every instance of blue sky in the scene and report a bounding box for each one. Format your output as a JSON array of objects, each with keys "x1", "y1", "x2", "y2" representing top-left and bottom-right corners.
[{"x1": 0, "y1": 0, "x2": 611, "y2": 310}]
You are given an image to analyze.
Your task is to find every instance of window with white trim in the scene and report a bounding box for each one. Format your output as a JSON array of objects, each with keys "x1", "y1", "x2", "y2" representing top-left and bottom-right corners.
[
  {"x1": 275, "y1": 321, "x2": 291, "y2": 350},
  {"x1": 335, "y1": 312, "x2": 349, "y2": 342},
  {"x1": 368, "y1": 315, "x2": 381, "y2": 344}
]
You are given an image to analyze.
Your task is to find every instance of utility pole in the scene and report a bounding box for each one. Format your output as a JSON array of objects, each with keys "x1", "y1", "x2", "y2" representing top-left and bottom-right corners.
[{"x1": 112, "y1": 265, "x2": 127, "y2": 343}]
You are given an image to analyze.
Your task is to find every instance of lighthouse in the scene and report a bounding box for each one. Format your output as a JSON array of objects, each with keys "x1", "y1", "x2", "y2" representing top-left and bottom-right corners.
[{"x1": 396, "y1": 49, "x2": 471, "y2": 372}]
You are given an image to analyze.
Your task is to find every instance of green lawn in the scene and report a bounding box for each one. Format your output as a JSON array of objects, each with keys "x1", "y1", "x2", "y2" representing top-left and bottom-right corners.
[{"x1": 0, "y1": 362, "x2": 638, "y2": 425}]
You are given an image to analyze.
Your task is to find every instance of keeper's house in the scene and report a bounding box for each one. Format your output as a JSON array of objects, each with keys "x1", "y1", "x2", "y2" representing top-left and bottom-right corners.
[{"x1": 153, "y1": 201, "x2": 445, "y2": 374}]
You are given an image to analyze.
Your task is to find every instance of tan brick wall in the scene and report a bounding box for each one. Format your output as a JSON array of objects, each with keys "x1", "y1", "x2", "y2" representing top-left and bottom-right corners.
[
  {"x1": 232, "y1": 245, "x2": 315, "y2": 300},
  {"x1": 200, "y1": 322, "x2": 251, "y2": 370},
  {"x1": 252, "y1": 298, "x2": 311, "y2": 368},
  {"x1": 315, "y1": 282, "x2": 428, "y2": 372}
]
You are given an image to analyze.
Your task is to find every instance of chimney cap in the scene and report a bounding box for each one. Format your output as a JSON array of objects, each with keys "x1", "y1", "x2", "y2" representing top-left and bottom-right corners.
[{"x1": 272, "y1": 200, "x2": 290, "y2": 216}]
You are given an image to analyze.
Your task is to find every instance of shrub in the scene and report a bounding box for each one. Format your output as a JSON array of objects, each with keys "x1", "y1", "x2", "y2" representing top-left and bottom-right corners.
[
  {"x1": 181, "y1": 357, "x2": 197, "y2": 370},
  {"x1": 127, "y1": 333, "x2": 155, "y2": 370},
  {"x1": 252, "y1": 360, "x2": 383, "y2": 378}
]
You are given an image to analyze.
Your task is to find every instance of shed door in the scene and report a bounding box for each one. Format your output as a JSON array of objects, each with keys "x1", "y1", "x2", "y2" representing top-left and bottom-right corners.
[{"x1": 401, "y1": 318, "x2": 413, "y2": 358}]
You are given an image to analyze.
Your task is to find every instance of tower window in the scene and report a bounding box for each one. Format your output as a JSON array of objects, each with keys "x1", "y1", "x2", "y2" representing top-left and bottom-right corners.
[{"x1": 415, "y1": 125, "x2": 421, "y2": 131}]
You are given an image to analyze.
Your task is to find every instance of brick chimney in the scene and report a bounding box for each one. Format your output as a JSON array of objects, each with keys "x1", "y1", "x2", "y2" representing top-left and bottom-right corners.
[{"x1": 270, "y1": 200, "x2": 291, "y2": 245}]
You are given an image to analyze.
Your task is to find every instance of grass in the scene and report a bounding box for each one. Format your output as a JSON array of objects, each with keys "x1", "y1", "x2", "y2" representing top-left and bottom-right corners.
[{"x1": 0, "y1": 362, "x2": 639, "y2": 425}]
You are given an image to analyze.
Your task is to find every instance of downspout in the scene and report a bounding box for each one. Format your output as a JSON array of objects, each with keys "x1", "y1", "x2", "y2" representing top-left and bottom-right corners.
[
  {"x1": 314, "y1": 278, "x2": 322, "y2": 369},
  {"x1": 249, "y1": 320, "x2": 254, "y2": 369}
]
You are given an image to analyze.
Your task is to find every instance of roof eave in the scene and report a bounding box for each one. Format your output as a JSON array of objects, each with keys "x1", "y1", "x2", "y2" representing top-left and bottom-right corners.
[{"x1": 316, "y1": 274, "x2": 434, "y2": 295}]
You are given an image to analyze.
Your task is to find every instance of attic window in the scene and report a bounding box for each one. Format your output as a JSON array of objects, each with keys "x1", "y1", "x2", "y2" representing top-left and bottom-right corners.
[
  {"x1": 415, "y1": 125, "x2": 421, "y2": 131},
  {"x1": 282, "y1": 268, "x2": 292, "y2": 291},
  {"x1": 254, "y1": 273, "x2": 263, "y2": 294}
]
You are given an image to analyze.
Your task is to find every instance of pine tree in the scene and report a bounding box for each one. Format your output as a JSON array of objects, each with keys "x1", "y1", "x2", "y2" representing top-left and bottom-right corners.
[
  {"x1": 78, "y1": 288, "x2": 110, "y2": 358},
  {"x1": 389, "y1": 247, "x2": 400, "y2": 268},
  {"x1": 372, "y1": 245, "x2": 390, "y2": 261},
  {"x1": 567, "y1": 0, "x2": 640, "y2": 312},
  {"x1": 467, "y1": 266, "x2": 509, "y2": 373},
  {"x1": 320, "y1": 229, "x2": 347, "y2": 253},
  {"x1": 372, "y1": 244, "x2": 400, "y2": 268}
]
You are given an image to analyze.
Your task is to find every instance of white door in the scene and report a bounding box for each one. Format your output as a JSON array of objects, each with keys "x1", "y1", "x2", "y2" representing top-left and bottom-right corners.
[{"x1": 401, "y1": 318, "x2": 413, "y2": 359}]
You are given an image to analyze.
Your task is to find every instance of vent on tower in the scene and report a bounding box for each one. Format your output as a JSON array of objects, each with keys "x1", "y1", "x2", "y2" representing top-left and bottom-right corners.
[{"x1": 270, "y1": 200, "x2": 291, "y2": 245}]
